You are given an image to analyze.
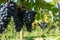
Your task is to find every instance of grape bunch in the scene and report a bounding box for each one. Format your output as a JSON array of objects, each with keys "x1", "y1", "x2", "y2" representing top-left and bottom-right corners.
[
  {"x1": 5, "y1": 1, "x2": 23, "y2": 32},
  {"x1": 7, "y1": 1, "x2": 24, "y2": 32},
  {"x1": 0, "y1": 1, "x2": 19, "y2": 33},
  {"x1": 23, "y1": 10, "x2": 36, "y2": 32},
  {"x1": 0, "y1": 3, "x2": 11, "y2": 33},
  {"x1": 13, "y1": 9, "x2": 23, "y2": 32},
  {"x1": 39, "y1": 22, "x2": 47, "y2": 30}
]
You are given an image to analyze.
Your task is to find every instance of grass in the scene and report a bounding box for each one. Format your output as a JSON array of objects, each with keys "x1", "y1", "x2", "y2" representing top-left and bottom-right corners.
[
  {"x1": 0, "y1": 26, "x2": 60, "y2": 40},
  {"x1": 22, "y1": 27, "x2": 60, "y2": 40},
  {"x1": 0, "y1": 18, "x2": 59, "y2": 40}
]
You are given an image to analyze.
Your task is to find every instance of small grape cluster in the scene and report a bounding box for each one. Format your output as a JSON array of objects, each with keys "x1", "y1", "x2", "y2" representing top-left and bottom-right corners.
[
  {"x1": 23, "y1": 10, "x2": 36, "y2": 32},
  {"x1": 0, "y1": 1, "x2": 19, "y2": 33},
  {"x1": 13, "y1": 8, "x2": 23, "y2": 32},
  {"x1": 39, "y1": 22, "x2": 47, "y2": 30}
]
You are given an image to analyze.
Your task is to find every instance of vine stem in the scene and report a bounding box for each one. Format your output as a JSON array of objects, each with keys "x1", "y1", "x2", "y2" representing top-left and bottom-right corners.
[{"x1": 6, "y1": 0, "x2": 11, "y2": 2}]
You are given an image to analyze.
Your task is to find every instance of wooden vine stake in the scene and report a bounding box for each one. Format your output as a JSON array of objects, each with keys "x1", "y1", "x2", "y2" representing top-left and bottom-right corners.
[
  {"x1": 20, "y1": 0, "x2": 24, "y2": 40},
  {"x1": 20, "y1": 28, "x2": 24, "y2": 40},
  {"x1": 57, "y1": 1, "x2": 60, "y2": 26}
]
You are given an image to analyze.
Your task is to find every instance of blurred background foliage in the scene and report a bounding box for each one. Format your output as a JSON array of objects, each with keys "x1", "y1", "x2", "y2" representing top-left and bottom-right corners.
[{"x1": 0, "y1": 0, "x2": 59, "y2": 40}]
